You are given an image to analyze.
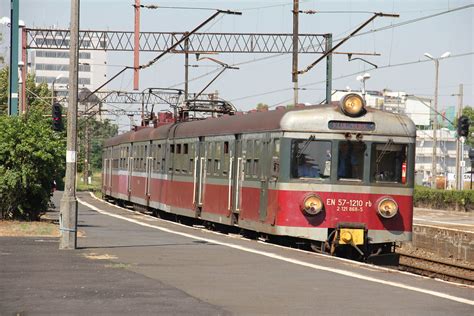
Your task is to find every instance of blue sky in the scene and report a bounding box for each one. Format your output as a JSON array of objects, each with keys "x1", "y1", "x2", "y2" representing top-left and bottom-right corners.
[{"x1": 1, "y1": 0, "x2": 473, "y2": 120}]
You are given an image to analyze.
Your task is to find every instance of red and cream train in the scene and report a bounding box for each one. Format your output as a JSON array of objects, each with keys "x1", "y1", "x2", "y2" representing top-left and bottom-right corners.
[{"x1": 102, "y1": 94, "x2": 416, "y2": 260}]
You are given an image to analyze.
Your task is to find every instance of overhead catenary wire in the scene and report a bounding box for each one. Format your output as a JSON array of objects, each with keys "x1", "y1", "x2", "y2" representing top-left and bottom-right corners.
[
  {"x1": 165, "y1": 4, "x2": 473, "y2": 92},
  {"x1": 229, "y1": 52, "x2": 474, "y2": 104}
]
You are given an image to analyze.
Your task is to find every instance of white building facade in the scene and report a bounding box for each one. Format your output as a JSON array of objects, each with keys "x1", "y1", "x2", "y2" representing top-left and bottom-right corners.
[{"x1": 29, "y1": 31, "x2": 107, "y2": 102}]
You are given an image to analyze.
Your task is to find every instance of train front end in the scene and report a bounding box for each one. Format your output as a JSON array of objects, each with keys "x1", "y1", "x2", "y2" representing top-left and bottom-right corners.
[{"x1": 276, "y1": 94, "x2": 416, "y2": 261}]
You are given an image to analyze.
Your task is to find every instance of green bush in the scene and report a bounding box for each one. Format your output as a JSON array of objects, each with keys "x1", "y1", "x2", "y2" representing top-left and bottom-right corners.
[
  {"x1": 414, "y1": 186, "x2": 474, "y2": 211},
  {"x1": 0, "y1": 109, "x2": 65, "y2": 220}
]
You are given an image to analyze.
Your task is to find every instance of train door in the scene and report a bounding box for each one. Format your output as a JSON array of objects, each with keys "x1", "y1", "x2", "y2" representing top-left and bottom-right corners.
[
  {"x1": 106, "y1": 157, "x2": 112, "y2": 195},
  {"x1": 103, "y1": 158, "x2": 108, "y2": 193},
  {"x1": 127, "y1": 152, "x2": 133, "y2": 201},
  {"x1": 145, "y1": 152, "x2": 153, "y2": 207},
  {"x1": 225, "y1": 138, "x2": 236, "y2": 216},
  {"x1": 231, "y1": 135, "x2": 244, "y2": 218},
  {"x1": 194, "y1": 137, "x2": 207, "y2": 211},
  {"x1": 259, "y1": 134, "x2": 271, "y2": 221}
]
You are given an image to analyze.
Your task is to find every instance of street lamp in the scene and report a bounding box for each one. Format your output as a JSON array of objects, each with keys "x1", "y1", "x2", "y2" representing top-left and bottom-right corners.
[
  {"x1": 424, "y1": 51, "x2": 451, "y2": 188},
  {"x1": 356, "y1": 73, "x2": 371, "y2": 102},
  {"x1": 51, "y1": 74, "x2": 63, "y2": 104}
]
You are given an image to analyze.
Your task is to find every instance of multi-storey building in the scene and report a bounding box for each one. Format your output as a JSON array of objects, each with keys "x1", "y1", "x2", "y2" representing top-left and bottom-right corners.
[{"x1": 28, "y1": 30, "x2": 107, "y2": 105}]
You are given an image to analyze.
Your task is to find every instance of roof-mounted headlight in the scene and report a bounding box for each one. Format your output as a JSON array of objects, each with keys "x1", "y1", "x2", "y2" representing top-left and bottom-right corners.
[{"x1": 340, "y1": 93, "x2": 366, "y2": 117}]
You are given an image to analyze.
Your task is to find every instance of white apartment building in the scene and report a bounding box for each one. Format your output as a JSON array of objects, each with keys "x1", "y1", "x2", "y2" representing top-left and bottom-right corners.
[
  {"x1": 416, "y1": 129, "x2": 469, "y2": 184},
  {"x1": 29, "y1": 30, "x2": 107, "y2": 104}
]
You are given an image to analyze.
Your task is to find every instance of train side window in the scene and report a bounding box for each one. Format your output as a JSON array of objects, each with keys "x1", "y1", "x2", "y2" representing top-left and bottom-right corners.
[
  {"x1": 207, "y1": 158, "x2": 213, "y2": 175},
  {"x1": 224, "y1": 141, "x2": 229, "y2": 154},
  {"x1": 371, "y1": 143, "x2": 407, "y2": 184},
  {"x1": 184, "y1": 144, "x2": 188, "y2": 154},
  {"x1": 170, "y1": 144, "x2": 175, "y2": 153},
  {"x1": 291, "y1": 139, "x2": 332, "y2": 179},
  {"x1": 254, "y1": 159, "x2": 259, "y2": 178},
  {"x1": 214, "y1": 159, "x2": 220, "y2": 175},
  {"x1": 245, "y1": 158, "x2": 252, "y2": 177},
  {"x1": 337, "y1": 141, "x2": 366, "y2": 181},
  {"x1": 177, "y1": 144, "x2": 181, "y2": 154}
]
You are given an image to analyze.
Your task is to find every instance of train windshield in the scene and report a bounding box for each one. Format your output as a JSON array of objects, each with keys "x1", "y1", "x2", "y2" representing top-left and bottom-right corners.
[
  {"x1": 291, "y1": 139, "x2": 331, "y2": 179},
  {"x1": 337, "y1": 141, "x2": 366, "y2": 181},
  {"x1": 371, "y1": 142, "x2": 407, "y2": 183}
]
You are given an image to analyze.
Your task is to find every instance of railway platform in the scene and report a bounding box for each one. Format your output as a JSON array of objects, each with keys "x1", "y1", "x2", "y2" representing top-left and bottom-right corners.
[
  {"x1": 408, "y1": 207, "x2": 474, "y2": 262},
  {"x1": 2, "y1": 191, "x2": 472, "y2": 315}
]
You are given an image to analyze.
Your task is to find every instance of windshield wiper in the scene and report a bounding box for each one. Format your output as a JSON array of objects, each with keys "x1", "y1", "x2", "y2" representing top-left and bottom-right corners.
[
  {"x1": 296, "y1": 135, "x2": 315, "y2": 159},
  {"x1": 376, "y1": 138, "x2": 394, "y2": 165}
]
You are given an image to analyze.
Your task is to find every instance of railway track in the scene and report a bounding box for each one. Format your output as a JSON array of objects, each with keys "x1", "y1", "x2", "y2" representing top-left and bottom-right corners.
[{"x1": 397, "y1": 250, "x2": 474, "y2": 286}]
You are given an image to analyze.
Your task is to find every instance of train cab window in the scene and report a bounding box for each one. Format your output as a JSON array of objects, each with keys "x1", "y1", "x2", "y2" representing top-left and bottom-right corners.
[
  {"x1": 337, "y1": 141, "x2": 366, "y2": 181},
  {"x1": 291, "y1": 139, "x2": 331, "y2": 179},
  {"x1": 371, "y1": 143, "x2": 407, "y2": 184}
]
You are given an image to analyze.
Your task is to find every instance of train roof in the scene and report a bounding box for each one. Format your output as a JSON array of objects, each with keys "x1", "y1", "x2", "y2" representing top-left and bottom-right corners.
[{"x1": 104, "y1": 104, "x2": 416, "y2": 147}]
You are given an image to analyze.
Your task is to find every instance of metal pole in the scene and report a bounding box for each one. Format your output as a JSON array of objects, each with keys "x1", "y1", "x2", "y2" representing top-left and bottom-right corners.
[
  {"x1": 21, "y1": 27, "x2": 27, "y2": 114},
  {"x1": 60, "y1": 0, "x2": 79, "y2": 250},
  {"x1": 325, "y1": 34, "x2": 333, "y2": 104},
  {"x1": 461, "y1": 138, "x2": 465, "y2": 190},
  {"x1": 133, "y1": 0, "x2": 140, "y2": 90},
  {"x1": 51, "y1": 81, "x2": 55, "y2": 105},
  {"x1": 431, "y1": 59, "x2": 439, "y2": 189},
  {"x1": 184, "y1": 36, "x2": 189, "y2": 101},
  {"x1": 292, "y1": 0, "x2": 299, "y2": 106},
  {"x1": 455, "y1": 84, "x2": 464, "y2": 190},
  {"x1": 8, "y1": 0, "x2": 20, "y2": 116},
  {"x1": 83, "y1": 119, "x2": 89, "y2": 184}
]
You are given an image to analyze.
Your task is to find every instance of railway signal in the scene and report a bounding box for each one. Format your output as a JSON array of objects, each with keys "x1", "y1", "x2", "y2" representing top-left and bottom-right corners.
[
  {"x1": 52, "y1": 102, "x2": 63, "y2": 131},
  {"x1": 457, "y1": 115, "x2": 470, "y2": 138}
]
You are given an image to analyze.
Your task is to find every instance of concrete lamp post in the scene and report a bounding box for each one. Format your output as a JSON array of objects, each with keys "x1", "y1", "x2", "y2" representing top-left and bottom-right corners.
[
  {"x1": 51, "y1": 74, "x2": 64, "y2": 104},
  {"x1": 424, "y1": 51, "x2": 451, "y2": 189}
]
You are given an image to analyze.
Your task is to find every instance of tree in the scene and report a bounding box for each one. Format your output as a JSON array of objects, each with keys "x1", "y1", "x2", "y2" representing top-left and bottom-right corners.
[
  {"x1": 0, "y1": 67, "x2": 51, "y2": 116},
  {"x1": 0, "y1": 108, "x2": 66, "y2": 220},
  {"x1": 0, "y1": 32, "x2": 4, "y2": 64},
  {"x1": 0, "y1": 67, "x2": 7, "y2": 114},
  {"x1": 461, "y1": 106, "x2": 474, "y2": 146},
  {"x1": 256, "y1": 102, "x2": 268, "y2": 111},
  {"x1": 78, "y1": 117, "x2": 118, "y2": 173}
]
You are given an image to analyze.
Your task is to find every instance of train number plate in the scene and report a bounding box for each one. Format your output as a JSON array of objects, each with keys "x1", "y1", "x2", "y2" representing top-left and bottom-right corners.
[{"x1": 338, "y1": 228, "x2": 364, "y2": 245}]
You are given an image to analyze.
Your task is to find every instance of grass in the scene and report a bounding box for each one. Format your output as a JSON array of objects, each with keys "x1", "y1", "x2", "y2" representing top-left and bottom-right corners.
[
  {"x1": 77, "y1": 171, "x2": 102, "y2": 192},
  {"x1": 0, "y1": 220, "x2": 59, "y2": 237}
]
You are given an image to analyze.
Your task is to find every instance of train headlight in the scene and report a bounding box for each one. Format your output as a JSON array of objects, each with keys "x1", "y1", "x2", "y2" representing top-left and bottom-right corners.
[
  {"x1": 340, "y1": 93, "x2": 366, "y2": 117},
  {"x1": 377, "y1": 197, "x2": 398, "y2": 219},
  {"x1": 300, "y1": 194, "x2": 324, "y2": 216}
]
